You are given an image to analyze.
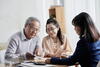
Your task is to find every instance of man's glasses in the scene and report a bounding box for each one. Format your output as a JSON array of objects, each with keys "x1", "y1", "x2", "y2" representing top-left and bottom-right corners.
[{"x1": 28, "y1": 25, "x2": 40, "y2": 32}]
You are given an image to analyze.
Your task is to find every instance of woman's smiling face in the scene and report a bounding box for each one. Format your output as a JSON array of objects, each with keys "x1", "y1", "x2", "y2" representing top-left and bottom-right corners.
[{"x1": 46, "y1": 23, "x2": 59, "y2": 38}]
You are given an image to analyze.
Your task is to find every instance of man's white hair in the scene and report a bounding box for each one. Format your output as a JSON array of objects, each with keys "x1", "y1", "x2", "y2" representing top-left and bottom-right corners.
[{"x1": 25, "y1": 17, "x2": 40, "y2": 27}]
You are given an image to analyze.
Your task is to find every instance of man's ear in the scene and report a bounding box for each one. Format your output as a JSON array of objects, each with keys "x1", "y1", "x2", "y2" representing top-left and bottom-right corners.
[
  {"x1": 25, "y1": 23, "x2": 30, "y2": 28},
  {"x1": 57, "y1": 27, "x2": 60, "y2": 31}
]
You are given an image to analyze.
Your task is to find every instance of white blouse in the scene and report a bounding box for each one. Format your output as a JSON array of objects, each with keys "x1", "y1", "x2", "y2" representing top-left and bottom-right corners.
[{"x1": 42, "y1": 34, "x2": 72, "y2": 57}]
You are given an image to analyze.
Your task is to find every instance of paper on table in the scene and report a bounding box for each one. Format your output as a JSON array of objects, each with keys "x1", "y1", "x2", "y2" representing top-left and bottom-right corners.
[{"x1": 19, "y1": 62, "x2": 56, "y2": 67}]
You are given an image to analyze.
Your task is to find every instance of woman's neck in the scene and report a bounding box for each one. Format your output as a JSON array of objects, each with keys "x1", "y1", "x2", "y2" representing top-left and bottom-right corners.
[{"x1": 51, "y1": 37, "x2": 58, "y2": 43}]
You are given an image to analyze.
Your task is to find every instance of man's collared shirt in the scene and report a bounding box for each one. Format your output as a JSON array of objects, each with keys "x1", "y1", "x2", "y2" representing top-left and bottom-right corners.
[{"x1": 5, "y1": 30, "x2": 41, "y2": 59}]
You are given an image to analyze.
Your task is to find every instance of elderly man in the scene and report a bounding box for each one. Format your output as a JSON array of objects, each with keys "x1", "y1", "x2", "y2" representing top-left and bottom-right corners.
[{"x1": 5, "y1": 17, "x2": 42, "y2": 60}]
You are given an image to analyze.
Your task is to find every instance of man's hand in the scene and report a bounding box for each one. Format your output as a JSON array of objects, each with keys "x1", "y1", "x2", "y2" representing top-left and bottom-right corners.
[{"x1": 26, "y1": 52, "x2": 35, "y2": 60}]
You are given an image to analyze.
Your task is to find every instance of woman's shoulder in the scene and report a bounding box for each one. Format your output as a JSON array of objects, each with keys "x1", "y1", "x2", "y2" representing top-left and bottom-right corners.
[
  {"x1": 77, "y1": 37, "x2": 88, "y2": 46},
  {"x1": 42, "y1": 35, "x2": 50, "y2": 41},
  {"x1": 62, "y1": 33, "x2": 66, "y2": 36},
  {"x1": 91, "y1": 40, "x2": 100, "y2": 46},
  {"x1": 42, "y1": 35, "x2": 51, "y2": 45},
  {"x1": 62, "y1": 33, "x2": 67, "y2": 40}
]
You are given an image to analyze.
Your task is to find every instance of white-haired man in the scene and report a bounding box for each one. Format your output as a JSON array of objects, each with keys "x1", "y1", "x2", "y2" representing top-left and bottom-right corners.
[{"x1": 5, "y1": 17, "x2": 42, "y2": 60}]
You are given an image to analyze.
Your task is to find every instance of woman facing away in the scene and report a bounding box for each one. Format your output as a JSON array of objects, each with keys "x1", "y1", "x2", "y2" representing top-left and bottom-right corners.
[
  {"x1": 42, "y1": 18, "x2": 72, "y2": 58},
  {"x1": 45, "y1": 12, "x2": 100, "y2": 67}
]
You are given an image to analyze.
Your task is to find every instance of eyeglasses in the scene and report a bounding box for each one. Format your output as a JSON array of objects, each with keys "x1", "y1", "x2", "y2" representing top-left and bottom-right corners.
[
  {"x1": 28, "y1": 25, "x2": 40, "y2": 32},
  {"x1": 47, "y1": 28, "x2": 57, "y2": 32}
]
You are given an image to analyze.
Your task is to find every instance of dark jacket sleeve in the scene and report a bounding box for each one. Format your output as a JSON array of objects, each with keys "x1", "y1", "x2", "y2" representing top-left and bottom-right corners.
[{"x1": 50, "y1": 40, "x2": 82, "y2": 65}]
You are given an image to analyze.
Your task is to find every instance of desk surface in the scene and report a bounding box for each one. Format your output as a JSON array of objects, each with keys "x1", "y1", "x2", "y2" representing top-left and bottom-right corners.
[
  {"x1": 0, "y1": 63, "x2": 67, "y2": 67},
  {"x1": 2, "y1": 57, "x2": 69, "y2": 67}
]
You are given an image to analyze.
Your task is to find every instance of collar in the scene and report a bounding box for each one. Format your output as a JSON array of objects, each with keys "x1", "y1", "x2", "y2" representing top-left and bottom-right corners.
[{"x1": 21, "y1": 29, "x2": 28, "y2": 41}]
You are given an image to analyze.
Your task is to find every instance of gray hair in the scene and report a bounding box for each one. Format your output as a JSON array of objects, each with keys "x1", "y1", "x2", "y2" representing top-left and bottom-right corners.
[{"x1": 25, "y1": 17, "x2": 40, "y2": 27}]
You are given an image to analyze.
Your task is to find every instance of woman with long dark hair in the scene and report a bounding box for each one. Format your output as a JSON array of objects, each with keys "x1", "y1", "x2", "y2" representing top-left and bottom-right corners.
[
  {"x1": 45, "y1": 12, "x2": 100, "y2": 67},
  {"x1": 42, "y1": 18, "x2": 72, "y2": 58}
]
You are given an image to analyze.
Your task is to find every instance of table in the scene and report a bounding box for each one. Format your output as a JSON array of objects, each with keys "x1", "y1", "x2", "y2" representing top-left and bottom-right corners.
[
  {"x1": 1, "y1": 57, "x2": 79, "y2": 67},
  {"x1": 0, "y1": 58, "x2": 67, "y2": 67},
  {"x1": 0, "y1": 63, "x2": 67, "y2": 67}
]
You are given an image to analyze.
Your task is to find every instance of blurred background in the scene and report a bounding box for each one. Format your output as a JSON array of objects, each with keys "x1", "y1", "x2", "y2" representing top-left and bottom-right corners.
[{"x1": 0, "y1": 0, "x2": 100, "y2": 63}]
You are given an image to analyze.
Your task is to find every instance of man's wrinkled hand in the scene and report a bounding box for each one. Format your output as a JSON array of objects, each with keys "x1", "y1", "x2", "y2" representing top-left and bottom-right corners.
[{"x1": 26, "y1": 52, "x2": 35, "y2": 60}]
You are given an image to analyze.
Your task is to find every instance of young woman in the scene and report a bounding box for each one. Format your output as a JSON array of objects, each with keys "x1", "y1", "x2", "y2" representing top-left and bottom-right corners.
[
  {"x1": 45, "y1": 12, "x2": 100, "y2": 67},
  {"x1": 42, "y1": 18, "x2": 72, "y2": 58}
]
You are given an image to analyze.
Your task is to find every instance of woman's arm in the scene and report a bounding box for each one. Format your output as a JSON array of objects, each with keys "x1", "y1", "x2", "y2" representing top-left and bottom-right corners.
[
  {"x1": 54, "y1": 36, "x2": 72, "y2": 58},
  {"x1": 34, "y1": 37, "x2": 43, "y2": 56},
  {"x1": 42, "y1": 37, "x2": 53, "y2": 57},
  {"x1": 47, "y1": 42, "x2": 81, "y2": 65},
  {"x1": 61, "y1": 37, "x2": 72, "y2": 57}
]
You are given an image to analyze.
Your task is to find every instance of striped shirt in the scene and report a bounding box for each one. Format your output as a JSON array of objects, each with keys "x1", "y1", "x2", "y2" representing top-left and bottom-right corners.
[{"x1": 5, "y1": 30, "x2": 41, "y2": 60}]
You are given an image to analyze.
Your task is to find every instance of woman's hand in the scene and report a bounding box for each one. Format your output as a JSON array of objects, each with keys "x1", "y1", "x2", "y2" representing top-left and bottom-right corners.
[
  {"x1": 45, "y1": 58, "x2": 51, "y2": 64},
  {"x1": 55, "y1": 48, "x2": 64, "y2": 58},
  {"x1": 45, "y1": 49, "x2": 64, "y2": 58},
  {"x1": 44, "y1": 53, "x2": 55, "y2": 57}
]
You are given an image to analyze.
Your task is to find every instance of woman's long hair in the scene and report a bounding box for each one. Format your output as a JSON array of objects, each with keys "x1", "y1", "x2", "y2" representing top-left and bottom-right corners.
[
  {"x1": 72, "y1": 12, "x2": 100, "y2": 42},
  {"x1": 46, "y1": 18, "x2": 64, "y2": 45}
]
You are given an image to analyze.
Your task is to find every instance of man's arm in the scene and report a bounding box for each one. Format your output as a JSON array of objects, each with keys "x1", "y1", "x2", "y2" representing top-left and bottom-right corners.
[
  {"x1": 5, "y1": 38, "x2": 25, "y2": 60},
  {"x1": 33, "y1": 37, "x2": 43, "y2": 56}
]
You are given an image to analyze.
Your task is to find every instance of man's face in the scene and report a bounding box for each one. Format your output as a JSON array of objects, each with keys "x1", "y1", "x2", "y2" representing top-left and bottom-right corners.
[{"x1": 24, "y1": 21, "x2": 40, "y2": 39}]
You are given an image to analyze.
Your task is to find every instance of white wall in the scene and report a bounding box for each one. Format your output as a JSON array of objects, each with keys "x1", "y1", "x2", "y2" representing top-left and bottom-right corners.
[
  {"x1": 64, "y1": 0, "x2": 100, "y2": 51},
  {"x1": 95, "y1": 0, "x2": 100, "y2": 33},
  {"x1": 0, "y1": 0, "x2": 100, "y2": 51},
  {"x1": 0, "y1": 0, "x2": 20, "y2": 42},
  {"x1": 0, "y1": 0, "x2": 54, "y2": 43}
]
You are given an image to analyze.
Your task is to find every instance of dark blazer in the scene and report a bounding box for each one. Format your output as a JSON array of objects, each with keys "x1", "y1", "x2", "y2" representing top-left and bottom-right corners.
[{"x1": 50, "y1": 37, "x2": 100, "y2": 67}]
